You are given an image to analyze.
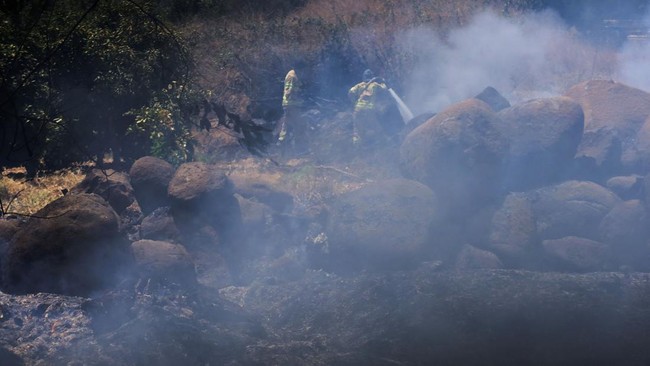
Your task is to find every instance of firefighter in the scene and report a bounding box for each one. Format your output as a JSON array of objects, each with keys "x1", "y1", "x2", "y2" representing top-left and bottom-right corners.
[
  {"x1": 277, "y1": 62, "x2": 309, "y2": 155},
  {"x1": 348, "y1": 69, "x2": 391, "y2": 147}
]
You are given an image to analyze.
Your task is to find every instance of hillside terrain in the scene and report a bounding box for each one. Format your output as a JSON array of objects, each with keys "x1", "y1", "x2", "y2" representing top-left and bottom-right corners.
[{"x1": 5, "y1": 1, "x2": 650, "y2": 365}]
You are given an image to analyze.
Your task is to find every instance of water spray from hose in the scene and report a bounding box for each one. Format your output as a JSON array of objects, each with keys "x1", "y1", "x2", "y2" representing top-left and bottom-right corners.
[{"x1": 388, "y1": 88, "x2": 414, "y2": 123}]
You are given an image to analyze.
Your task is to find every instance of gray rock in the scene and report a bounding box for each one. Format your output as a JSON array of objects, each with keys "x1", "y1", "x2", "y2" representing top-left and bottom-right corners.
[
  {"x1": 326, "y1": 178, "x2": 439, "y2": 271},
  {"x1": 606, "y1": 175, "x2": 643, "y2": 200},
  {"x1": 598, "y1": 199, "x2": 650, "y2": 269},
  {"x1": 72, "y1": 168, "x2": 137, "y2": 216},
  {"x1": 139, "y1": 207, "x2": 180, "y2": 243},
  {"x1": 532, "y1": 180, "x2": 621, "y2": 241},
  {"x1": 565, "y1": 79, "x2": 650, "y2": 174},
  {"x1": 400, "y1": 98, "x2": 508, "y2": 217},
  {"x1": 572, "y1": 128, "x2": 622, "y2": 179},
  {"x1": 131, "y1": 240, "x2": 196, "y2": 284},
  {"x1": 489, "y1": 180, "x2": 621, "y2": 268},
  {"x1": 455, "y1": 244, "x2": 503, "y2": 270},
  {"x1": 0, "y1": 218, "x2": 21, "y2": 243},
  {"x1": 488, "y1": 192, "x2": 537, "y2": 265},
  {"x1": 2, "y1": 193, "x2": 128, "y2": 296},
  {"x1": 166, "y1": 162, "x2": 242, "y2": 286},
  {"x1": 193, "y1": 127, "x2": 250, "y2": 163},
  {"x1": 168, "y1": 161, "x2": 232, "y2": 202},
  {"x1": 542, "y1": 236, "x2": 611, "y2": 272},
  {"x1": 474, "y1": 86, "x2": 510, "y2": 112},
  {"x1": 129, "y1": 156, "x2": 174, "y2": 215},
  {"x1": 231, "y1": 180, "x2": 293, "y2": 214},
  {"x1": 497, "y1": 96, "x2": 584, "y2": 191},
  {"x1": 168, "y1": 161, "x2": 241, "y2": 247}
]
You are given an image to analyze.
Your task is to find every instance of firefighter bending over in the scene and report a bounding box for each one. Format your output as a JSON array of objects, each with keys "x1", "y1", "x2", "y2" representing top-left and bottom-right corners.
[{"x1": 348, "y1": 69, "x2": 391, "y2": 147}]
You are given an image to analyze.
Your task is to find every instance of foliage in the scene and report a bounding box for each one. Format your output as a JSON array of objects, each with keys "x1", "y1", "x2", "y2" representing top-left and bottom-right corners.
[
  {"x1": 0, "y1": 0, "x2": 194, "y2": 172},
  {"x1": 126, "y1": 81, "x2": 202, "y2": 165},
  {"x1": 0, "y1": 0, "x2": 562, "y2": 177}
]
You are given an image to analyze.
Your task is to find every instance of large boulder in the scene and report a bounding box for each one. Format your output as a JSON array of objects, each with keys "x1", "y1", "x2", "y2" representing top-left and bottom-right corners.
[
  {"x1": 400, "y1": 111, "x2": 436, "y2": 138},
  {"x1": 542, "y1": 236, "x2": 612, "y2": 272},
  {"x1": 2, "y1": 193, "x2": 129, "y2": 296},
  {"x1": 168, "y1": 162, "x2": 232, "y2": 202},
  {"x1": 236, "y1": 194, "x2": 273, "y2": 230},
  {"x1": 532, "y1": 180, "x2": 621, "y2": 241},
  {"x1": 139, "y1": 207, "x2": 180, "y2": 243},
  {"x1": 598, "y1": 199, "x2": 650, "y2": 269},
  {"x1": 167, "y1": 162, "x2": 242, "y2": 285},
  {"x1": 606, "y1": 175, "x2": 643, "y2": 200},
  {"x1": 0, "y1": 218, "x2": 21, "y2": 243},
  {"x1": 489, "y1": 180, "x2": 621, "y2": 269},
  {"x1": 572, "y1": 127, "x2": 622, "y2": 180},
  {"x1": 129, "y1": 156, "x2": 175, "y2": 215},
  {"x1": 0, "y1": 218, "x2": 22, "y2": 285},
  {"x1": 474, "y1": 86, "x2": 510, "y2": 112},
  {"x1": 130, "y1": 240, "x2": 196, "y2": 285},
  {"x1": 565, "y1": 80, "x2": 650, "y2": 133},
  {"x1": 72, "y1": 168, "x2": 137, "y2": 216},
  {"x1": 627, "y1": 115, "x2": 650, "y2": 173},
  {"x1": 488, "y1": 192, "x2": 537, "y2": 264},
  {"x1": 325, "y1": 178, "x2": 439, "y2": 271},
  {"x1": 232, "y1": 193, "x2": 301, "y2": 275},
  {"x1": 497, "y1": 96, "x2": 584, "y2": 191},
  {"x1": 227, "y1": 160, "x2": 294, "y2": 214},
  {"x1": 167, "y1": 161, "x2": 241, "y2": 242},
  {"x1": 193, "y1": 127, "x2": 250, "y2": 163},
  {"x1": 234, "y1": 194, "x2": 280, "y2": 255},
  {"x1": 400, "y1": 99, "x2": 509, "y2": 217},
  {"x1": 565, "y1": 80, "x2": 650, "y2": 175}
]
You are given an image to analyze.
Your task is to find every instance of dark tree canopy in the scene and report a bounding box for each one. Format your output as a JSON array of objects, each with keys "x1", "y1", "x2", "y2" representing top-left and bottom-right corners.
[{"x1": 0, "y1": 0, "x2": 197, "y2": 172}]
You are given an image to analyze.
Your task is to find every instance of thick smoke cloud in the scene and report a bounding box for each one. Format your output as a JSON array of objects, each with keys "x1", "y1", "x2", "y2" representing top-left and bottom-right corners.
[
  {"x1": 617, "y1": 12, "x2": 650, "y2": 92},
  {"x1": 401, "y1": 10, "x2": 585, "y2": 115}
]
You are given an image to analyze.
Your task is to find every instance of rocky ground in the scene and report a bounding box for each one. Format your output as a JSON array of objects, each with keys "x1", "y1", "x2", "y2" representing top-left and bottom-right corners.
[
  {"x1": 3, "y1": 269, "x2": 650, "y2": 365},
  {"x1": 6, "y1": 81, "x2": 650, "y2": 364}
]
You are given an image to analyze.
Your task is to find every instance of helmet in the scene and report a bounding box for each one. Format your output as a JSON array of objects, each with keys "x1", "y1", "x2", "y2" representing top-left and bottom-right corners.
[{"x1": 362, "y1": 69, "x2": 374, "y2": 82}]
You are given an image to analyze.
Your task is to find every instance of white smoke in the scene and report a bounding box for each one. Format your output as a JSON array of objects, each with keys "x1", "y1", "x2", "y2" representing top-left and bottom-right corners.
[
  {"x1": 401, "y1": 10, "x2": 583, "y2": 115},
  {"x1": 616, "y1": 13, "x2": 650, "y2": 92}
]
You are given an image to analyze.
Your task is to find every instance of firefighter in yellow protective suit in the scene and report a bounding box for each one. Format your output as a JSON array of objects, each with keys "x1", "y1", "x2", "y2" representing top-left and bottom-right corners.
[
  {"x1": 348, "y1": 69, "x2": 390, "y2": 147},
  {"x1": 277, "y1": 64, "x2": 309, "y2": 155}
]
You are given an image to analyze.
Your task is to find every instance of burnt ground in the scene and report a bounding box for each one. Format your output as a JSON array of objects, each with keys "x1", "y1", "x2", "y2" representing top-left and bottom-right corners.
[{"x1": 3, "y1": 268, "x2": 650, "y2": 365}]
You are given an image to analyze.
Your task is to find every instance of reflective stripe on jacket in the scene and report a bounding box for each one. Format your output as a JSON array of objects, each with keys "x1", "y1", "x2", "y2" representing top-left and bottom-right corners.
[
  {"x1": 348, "y1": 79, "x2": 387, "y2": 112},
  {"x1": 282, "y1": 69, "x2": 303, "y2": 107}
]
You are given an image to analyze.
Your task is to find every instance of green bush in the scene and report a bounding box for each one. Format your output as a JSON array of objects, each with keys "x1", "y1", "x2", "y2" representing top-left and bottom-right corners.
[{"x1": 0, "y1": 0, "x2": 194, "y2": 171}]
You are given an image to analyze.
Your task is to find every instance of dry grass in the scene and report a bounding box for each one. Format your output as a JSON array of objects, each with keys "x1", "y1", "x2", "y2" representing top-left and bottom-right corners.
[
  {"x1": 184, "y1": 0, "x2": 540, "y2": 116},
  {"x1": 0, "y1": 0, "x2": 615, "y2": 216},
  {"x1": 215, "y1": 156, "x2": 371, "y2": 217},
  {"x1": 0, "y1": 167, "x2": 86, "y2": 216}
]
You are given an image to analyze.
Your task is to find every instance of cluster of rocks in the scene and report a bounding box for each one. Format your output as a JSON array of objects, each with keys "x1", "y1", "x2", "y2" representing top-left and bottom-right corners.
[
  {"x1": 4, "y1": 80, "x2": 650, "y2": 298},
  {"x1": 398, "y1": 80, "x2": 650, "y2": 273},
  {"x1": 0, "y1": 156, "x2": 268, "y2": 296},
  {"x1": 3, "y1": 79, "x2": 650, "y2": 364},
  {"x1": 294, "y1": 79, "x2": 650, "y2": 276}
]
